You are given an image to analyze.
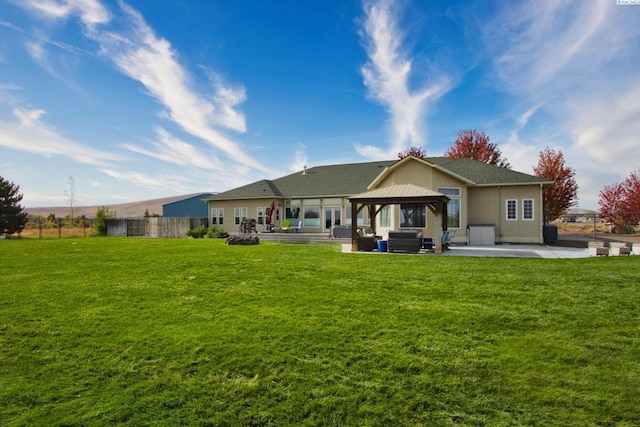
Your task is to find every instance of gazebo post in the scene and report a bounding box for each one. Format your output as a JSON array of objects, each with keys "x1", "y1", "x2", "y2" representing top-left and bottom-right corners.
[
  {"x1": 351, "y1": 201, "x2": 359, "y2": 252},
  {"x1": 434, "y1": 201, "x2": 448, "y2": 254},
  {"x1": 369, "y1": 204, "x2": 377, "y2": 236}
]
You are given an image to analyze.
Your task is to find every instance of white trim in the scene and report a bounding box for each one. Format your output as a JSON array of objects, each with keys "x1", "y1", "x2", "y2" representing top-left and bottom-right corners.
[
  {"x1": 438, "y1": 187, "x2": 462, "y2": 229},
  {"x1": 522, "y1": 199, "x2": 534, "y2": 221}
]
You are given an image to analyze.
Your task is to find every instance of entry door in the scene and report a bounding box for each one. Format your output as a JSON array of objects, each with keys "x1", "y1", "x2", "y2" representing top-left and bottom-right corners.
[{"x1": 324, "y1": 207, "x2": 342, "y2": 231}]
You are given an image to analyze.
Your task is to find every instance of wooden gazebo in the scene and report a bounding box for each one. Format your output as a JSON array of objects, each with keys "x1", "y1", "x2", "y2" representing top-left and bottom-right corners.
[{"x1": 348, "y1": 184, "x2": 450, "y2": 253}]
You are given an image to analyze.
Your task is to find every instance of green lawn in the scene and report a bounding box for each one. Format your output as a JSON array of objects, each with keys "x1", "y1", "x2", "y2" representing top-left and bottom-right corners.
[{"x1": 1, "y1": 238, "x2": 639, "y2": 426}]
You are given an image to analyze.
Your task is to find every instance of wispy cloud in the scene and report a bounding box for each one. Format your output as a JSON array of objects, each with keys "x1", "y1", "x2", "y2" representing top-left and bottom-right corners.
[
  {"x1": 123, "y1": 127, "x2": 224, "y2": 170},
  {"x1": 356, "y1": 0, "x2": 451, "y2": 159},
  {"x1": 13, "y1": 0, "x2": 274, "y2": 175},
  {"x1": 482, "y1": 0, "x2": 640, "y2": 206},
  {"x1": 100, "y1": 168, "x2": 187, "y2": 191},
  {"x1": 16, "y1": 0, "x2": 111, "y2": 27},
  {"x1": 0, "y1": 107, "x2": 124, "y2": 166}
]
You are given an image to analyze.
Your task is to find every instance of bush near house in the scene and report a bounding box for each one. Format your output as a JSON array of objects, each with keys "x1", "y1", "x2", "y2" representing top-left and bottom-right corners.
[{"x1": 185, "y1": 225, "x2": 229, "y2": 238}]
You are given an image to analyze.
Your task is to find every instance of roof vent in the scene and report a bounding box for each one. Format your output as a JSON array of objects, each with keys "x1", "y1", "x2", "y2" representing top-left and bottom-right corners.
[{"x1": 302, "y1": 166, "x2": 307, "y2": 175}]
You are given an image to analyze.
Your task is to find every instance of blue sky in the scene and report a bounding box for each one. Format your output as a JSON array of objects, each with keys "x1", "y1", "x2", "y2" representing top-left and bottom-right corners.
[{"x1": 2, "y1": 0, "x2": 640, "y2": 209}]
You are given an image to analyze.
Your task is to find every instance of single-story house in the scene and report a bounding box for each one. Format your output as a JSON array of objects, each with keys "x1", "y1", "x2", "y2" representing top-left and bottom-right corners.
[{"x1": 204, "y1": 156, "x2": 552, "y2": 251}]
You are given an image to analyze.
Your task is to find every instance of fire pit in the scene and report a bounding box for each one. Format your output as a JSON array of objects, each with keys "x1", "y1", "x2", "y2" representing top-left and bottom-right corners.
[{"x1": 225, "y1": 235, "x2": 260, "y2": 245}]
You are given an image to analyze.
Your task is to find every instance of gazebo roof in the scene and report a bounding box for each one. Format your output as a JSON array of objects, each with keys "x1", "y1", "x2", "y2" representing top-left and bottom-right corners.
[{"x1": 349, "y1": 184, "x2": 450, "y2": 204}]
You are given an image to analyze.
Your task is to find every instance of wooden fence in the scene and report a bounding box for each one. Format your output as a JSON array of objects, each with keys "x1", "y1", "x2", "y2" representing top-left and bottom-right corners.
[
  {"x1": 105, "y1": 217, "x2": 208, "y2": 238},
  {"x1": 106, "y1": 219, "x2": 146, "y2": 237}
]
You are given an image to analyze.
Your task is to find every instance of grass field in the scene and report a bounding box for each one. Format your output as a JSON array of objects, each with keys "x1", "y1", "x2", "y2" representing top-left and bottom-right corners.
[{"x1": 1, "y1": 238, "x2": 639, "y2": 426}]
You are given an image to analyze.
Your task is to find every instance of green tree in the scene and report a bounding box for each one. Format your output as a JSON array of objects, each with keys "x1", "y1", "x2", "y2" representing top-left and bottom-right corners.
[
  {"x1": 93, "y1": 206, "x2": 116, "y2": 236},
  {"x1": 0, "y1": 176, "x2": 28, "y2": 236},
  {"x1": 44, "y1": 213, "x2": 57, "y2": 228}
]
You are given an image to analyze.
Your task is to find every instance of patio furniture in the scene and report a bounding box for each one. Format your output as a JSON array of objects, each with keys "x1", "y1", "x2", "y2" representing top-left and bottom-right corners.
[
  {"x1": 388, "y1": 230, "x2": 422, "y2": 253},
  {"x1": 239, "y1": 218, "x2": 257, "y2": 234},
  {"x1": 357, "y1": 236, "x2": 378, "y2": 251},
  {"x1": 588, "y1": 241, "x2": 608, "y2": 256},
  {"x1": 357, "y1": 227, "x2": 379, "y2": 251},
  {"x1": 422, "y1": 237, "x2": 433, "y2": 251},
  {"x1": 279, "y1": 220, "x2": 291, "y2": 233},
  {"x1": 609, "y1": 242, "x2": 630, "y2": 256},
  {"x1": 441, "y1": 230, "x2": 455, "y2": 250},
  {"x1": 331, "y1": 225, "x2": 351, "y2": 238}
]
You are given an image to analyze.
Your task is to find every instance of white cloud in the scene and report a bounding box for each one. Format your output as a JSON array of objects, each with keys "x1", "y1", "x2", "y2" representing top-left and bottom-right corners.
[
  {"x1": 291, "y1": 144, "x2": 308, "y2": 172},
  {"x1": 100, "y1": 168, "x2": 176, "y2": 190},
  {"x1": 357, "y1": 0, "x2": 451, "y2": 158},
  {"x1": 482, "y1": 0, "x2": 640, "y2": 208},
  {"x1": 0, "y1": 107, "x2": 124, "y2": 166},
  {"x1": 17, "y1": 0, "x2": 111, "y2": 27},
  {"x1": 91, "y1": 2, "x2": 270, "y2": 173},
  {"x1": 123, "y1": 127, "x2": 224, "y2": 171},
  {"x1": 13, "y1": 0, "x2": 274, "y2": 175}
]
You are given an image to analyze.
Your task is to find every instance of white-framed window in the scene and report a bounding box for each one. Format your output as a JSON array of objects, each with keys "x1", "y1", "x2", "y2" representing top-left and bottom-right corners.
[
  {"x1": 211, "y1": 207, "x2": 224, "y2": 225},
  {"x1": 380, "y1": 205, "x2": 391, "y2": 228},
  {"x1": 523, "y1": 199, "x2": 534, "y2": 221},
  {"x1": 234, "y1": 207, "x2": 247, "y2": 225},
  {"x1": 506, "y1": 199, "x2": 517, "y2": 221},
  {"x1": 257, "y1": 207, "x2": 265, "y2": 225},
  {"x1": 438, "y1": 187, "x2": 461, "y2": 228}
]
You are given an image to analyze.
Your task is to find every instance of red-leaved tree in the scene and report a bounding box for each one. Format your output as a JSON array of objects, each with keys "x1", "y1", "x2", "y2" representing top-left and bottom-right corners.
[
  {"x1": 398, "y1": 146, "x2": 428, "y2": 160},
  {"x1": 445, "y1": 129, "x2": 511, "y2": 168},
  {"x1": 601, "y1": 170, "x2": 640, "y2": 233},
  {"x1": 533, "y1": 148, "x2": 578, "y2": 223}
]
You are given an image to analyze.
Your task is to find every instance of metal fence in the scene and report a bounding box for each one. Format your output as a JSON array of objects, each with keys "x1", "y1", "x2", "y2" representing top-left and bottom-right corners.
[
  {"x1": 9, "y1": 216, "x2": 208, "y2": 238},
  {"x1": 18, "y1": 217, "x2": 94, "y2": 239}
]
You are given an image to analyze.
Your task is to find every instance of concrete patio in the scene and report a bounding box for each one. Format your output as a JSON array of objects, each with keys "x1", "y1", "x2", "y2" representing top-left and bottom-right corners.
[{"x1": 341, "y1": 243, "x2": 589, "y2": 258}]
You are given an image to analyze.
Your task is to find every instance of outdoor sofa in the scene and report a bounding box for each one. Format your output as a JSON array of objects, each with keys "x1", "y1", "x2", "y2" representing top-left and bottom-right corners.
[{"x1": 388, "y1": 230, "x2": 422, "y2": 253}]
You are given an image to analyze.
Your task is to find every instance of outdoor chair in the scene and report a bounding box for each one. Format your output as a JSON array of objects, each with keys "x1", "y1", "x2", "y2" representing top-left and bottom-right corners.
[
  {"x1": 441, "y1": 230, "x2": 455, "y2": 250},
  {"x1": 280, "y1": 220, "x2": 291, "y2": 233}
]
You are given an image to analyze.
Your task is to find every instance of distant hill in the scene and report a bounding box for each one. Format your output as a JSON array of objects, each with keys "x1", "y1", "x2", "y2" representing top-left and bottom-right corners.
[{"x1": 24, "y1": 193, "x2": 208, "y2": 219}]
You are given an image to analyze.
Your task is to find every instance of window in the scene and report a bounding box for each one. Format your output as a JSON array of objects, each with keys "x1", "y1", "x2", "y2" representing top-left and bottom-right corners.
[
  {"x1": 506, "y1": 199, "x2": 517, "y2": 221},
  {"x1": 211, "y1": 208, "x2": 224, "y2": 225},
  {"x1": 285, "y1": 206, "x2": 300, "y2": 226},
  {"x1": 234, "y1": 207, "x2": 247, "y2": 225},
  {"x1": 400, "y1": 204, "x2": 426, "y2": 228},
  {"x1": 303, "y1": 206, "x2": 320, "y2": 227},
  {"x1": 523, "y1": 199, "x2": 534, "y2": 220},
  {"x1": 257, "y1": 207, "x2": 265, "y2": 225},
  {"x1": 438, "y1": 188, "x2": 461, "y2": 228},
  {"x1": 345, "y1": 205, "x2": 366, "y2": 225},
  {"x1": 380, "y1": 205, "x2": 390, "y2": 228}
]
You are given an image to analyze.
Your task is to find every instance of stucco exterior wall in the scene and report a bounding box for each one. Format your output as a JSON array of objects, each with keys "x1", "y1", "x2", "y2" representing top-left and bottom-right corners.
[
  {"x1": 208, "y1": 199, "x2": 278, "y2": 234},
  {"x1": 467, "y1": 185, "x2": 544, "y2": 244}
]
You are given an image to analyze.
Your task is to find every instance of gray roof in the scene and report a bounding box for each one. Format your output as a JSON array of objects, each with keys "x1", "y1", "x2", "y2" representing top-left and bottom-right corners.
[
  {"x1": 207, "y1": 157, "x2": 549, "y2": 201},
  {"x1": 427, "y1": 157, "x2": 547, "y2": 185}
]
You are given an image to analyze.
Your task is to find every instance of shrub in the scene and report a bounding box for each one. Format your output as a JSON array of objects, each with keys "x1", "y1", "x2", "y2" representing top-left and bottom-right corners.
[
  {"x1": 93, "y1": 206, "x2": 115, "y2": 236},
  {"x1": 185, "y1": 225, "x2": 208, "y2": 238},
  {"x1": 206, "y1": 226, "x2": 229, "y2": 239}
]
